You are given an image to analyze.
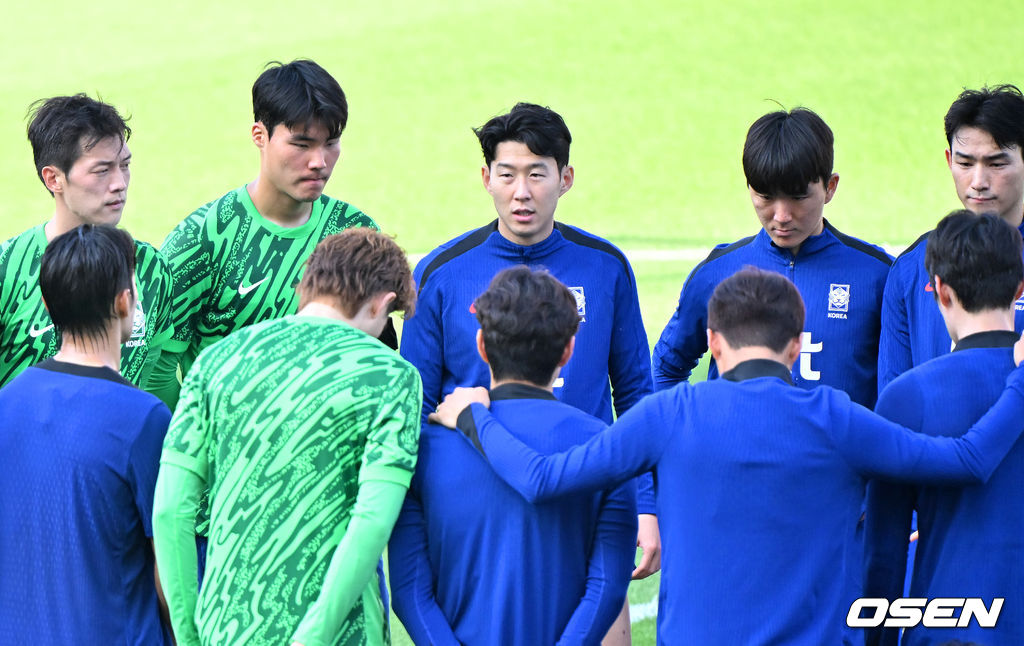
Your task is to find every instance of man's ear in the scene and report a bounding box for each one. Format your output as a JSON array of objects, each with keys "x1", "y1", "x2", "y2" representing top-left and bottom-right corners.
[
  {"x1": 707, "y1": 328, "x2": 722, "y2": 361},
  {"x1": 933, "y1": 276, "x2": 955, "y2": 308},
  {"x1": 1015, "y1": 280, "x2": 1023, "y2": 302},
  {"x1": 476, "y1": 329, "x2": 489, "y2": 365},
  {"x1": 370, "y1": 291, "x2": 397, "y2": 318},
  {"x1": 559, "y1": 164, "x2": 575, "y2": 197},
  {"x1": 783, "y1": 336, "x2": 802, "y2": 367},
  {"x1": 114, "y1": 288, "x2": 134, "y2": 319},
  {"x1": 41, "y1": 166, "x2": 63, "y2": 194},
  {"x1": 252, "y1": 122, "x2": 267, "y2": 149},
  {"x1": 557, "y1": 336, "x2": 576, "y2": 367},
  {"x1": 823, "y1": 173, "x2": 839, "y2": 204}
]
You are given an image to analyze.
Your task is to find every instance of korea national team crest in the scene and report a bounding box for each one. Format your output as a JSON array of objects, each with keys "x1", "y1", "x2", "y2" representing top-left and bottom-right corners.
[
  {"x1": 568, "y1": 286, "x2": 586, "y2": 322},
  {"x1": 126, "y1": 300, "x2": 147, "y2": 348},
  {"x1": 827, "y1": 284, "x2": 850, "y2": 320}
]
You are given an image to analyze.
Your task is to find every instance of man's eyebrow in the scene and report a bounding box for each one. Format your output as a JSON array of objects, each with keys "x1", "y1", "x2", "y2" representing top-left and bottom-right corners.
[
  {"x1": 495, "y1": 161, "x2": 549, "y2": 169},
  {"x1": 289, "y1": 133, "x2": 317, "y2": 142},
  {"x1": 954, "y1": 150, "x2": 1012, "y2": 162}
]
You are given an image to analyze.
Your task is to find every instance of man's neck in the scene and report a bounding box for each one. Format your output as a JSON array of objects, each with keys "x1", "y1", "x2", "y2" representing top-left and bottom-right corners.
[
  {"x1": 55, "y1": 332, "x2": 123, "y2": 372},
  {"x1": 948, "y1": 308, "x2": 1016, "y2": 344},
  {"x1": 490, "y1": 377, "x2": 553, "y2": 392},
  {"x1": 247, "y1": 179, "x2": 313, "y2": 228},
  {"x1": 43, "y1": 206, "x2": 84, "y2": 242},
  {"x1": 714, "y1": 346, "x2": 793, "y2": 374}
]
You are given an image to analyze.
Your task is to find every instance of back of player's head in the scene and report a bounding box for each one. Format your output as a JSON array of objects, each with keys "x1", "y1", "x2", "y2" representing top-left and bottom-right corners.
[
  {"x1": 743, "y1": 107, "x2": 834, "y2": 196},
  {"x1": 474, "y1": 102, "x2": 572, "y2": 170},
  {"x1": 473, "y1": 266, "x2": 580, "y2": 385},
  {"x1": 708, "y1": 267, "x2": 804, "y2": 352},
  {"x1": 944, "y1": 84, "x2": 1024, "y2": 156},
  {"x1": 40, "y1": 224, "x2": 136, "y2": 342},
  {"x1": 298, "y1": 228, "x2": 416, "y2": 318},
  {"x1": 925, "y1": 210, "x2": 1023, "y2": 312},
  {"x1": 253, "y1": 59, "x2": 348, "y2": 140},
  {"x1": 27, "y1": 94, "x2": 130, "y2": 194}
]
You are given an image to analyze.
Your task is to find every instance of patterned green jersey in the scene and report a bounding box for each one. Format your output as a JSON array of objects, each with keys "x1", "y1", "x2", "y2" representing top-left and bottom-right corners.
[
  {"x1": 162, "y1": 315, "x2": 421, "y2": 646},
  {"x1": 160, "y1": 186, "x2": 378, "y2": 377},
  {"x1": 0, "y1": 224, "x2": 174, "y2": 387}
]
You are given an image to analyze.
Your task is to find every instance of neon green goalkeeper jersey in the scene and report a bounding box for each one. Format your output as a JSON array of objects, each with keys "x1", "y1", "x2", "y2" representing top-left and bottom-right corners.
[
  {"x1": 0, "y1": 224, "x2": 174, "y2": 387},
  {"x1": 160, "y1": 186, "x2": 378, "y2": 377},
  {"x1": 161, "y1": 315, "x2": 421, "y2": 646}
]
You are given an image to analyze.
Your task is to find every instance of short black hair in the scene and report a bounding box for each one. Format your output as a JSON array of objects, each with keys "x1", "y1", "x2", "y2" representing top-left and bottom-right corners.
[
  {"x1": 474, "y1": 102, "x2": 572, "y2": 170},
  {"x1": 40, "y1": 224, "x2": 136, "y2": 342},
  {"x1": 743, "y1": 108, "x2": 834, "y2": 197},
  {"x1": 708, "y1": 267, "x2": 804, "y2": 352},
  {"x1": 925, "y1": 210, "x2": 1023, "y2": 313},
  {"x1": 473, "y1": 266, "x2": 580, "y2": 385},
  {"x1": 26, "y1": 94, "x2": 130, "y2": 195},
  {"x1": 944, "y1": 84, "x2": 1024, "y2": 158},
  {"x1": 253, "y1": 59, "x2": 348, "y2": 140}
]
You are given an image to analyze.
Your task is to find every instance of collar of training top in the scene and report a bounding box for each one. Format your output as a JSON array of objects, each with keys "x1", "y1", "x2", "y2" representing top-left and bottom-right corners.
[
  {"x1": 34, "y1": 358, "x2": 133, "y2": 387},
  {"x1": 953, "y1": 329, "x2": 1020, "y2": 352},
  {"x1": 490, "y1": 382, "x2": 558, "y2": 401},
  {"x1": 721, "y1": 358, "x2": 794, "y2": 385}
]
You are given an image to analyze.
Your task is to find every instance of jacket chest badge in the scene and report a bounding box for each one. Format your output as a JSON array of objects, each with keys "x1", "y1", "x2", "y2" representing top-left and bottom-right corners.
[
  {"x1": 569, "y1": 286, "x2": 586, "y2": 322},
  {"x1": 827, "y1": 284, "x2": 849, "y2": 320}
]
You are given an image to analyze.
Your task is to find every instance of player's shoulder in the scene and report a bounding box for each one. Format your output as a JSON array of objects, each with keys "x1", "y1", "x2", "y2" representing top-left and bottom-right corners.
[
  {"x1": 414, "y1": 221, "x2": 499, "y2": 287},
  {"x1": 161, "y1": 186, "x2": 244, "y2": 252},
  {"x1": 553, "y1": 222, "x2": 634, "y2": 273},
  {"x1": 681, "y1": 234, "x2": 759, "y2": 289},
  {"x1": 317, "y1": 194, "x2": 379, "y2": 232},
  {"x1": 891, "y1": 230, "x2": 931, "y2": 267},
  {"x1": 822, "y1": 221, "x2": 893, "y2": 268},
  {"x1": 133, "y1": 239, "x2": 173, "y2": 277},
  {"x1": 0, "y1": 224, "x2": 46, "y2": 264}
]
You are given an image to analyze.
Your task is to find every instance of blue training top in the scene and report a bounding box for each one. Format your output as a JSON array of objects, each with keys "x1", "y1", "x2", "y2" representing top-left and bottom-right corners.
[
  {"x1": 457, "y1": 359, "x2": 1024, "y2": 645},
  {"x1": 389, "y1": 383, "x2": 636, "y2": 645},
  {"x1": 0, "y1": 359, "x2": 171, "y2": 645},
  {"x1": 865, "y1": 330, "x2": 1024, "y2": 646},
  {"x1": 653, "y1": 221, "x2": 892, "y2": 408}
]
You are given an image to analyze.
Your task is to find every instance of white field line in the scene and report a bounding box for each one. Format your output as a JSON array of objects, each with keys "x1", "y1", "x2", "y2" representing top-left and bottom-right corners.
[
  {"x1": 408, "y1": 244, "x2": 906, "y2": 267},
  {"x1": 630, "y1": 596, "x2": 659, "y2": 624}
]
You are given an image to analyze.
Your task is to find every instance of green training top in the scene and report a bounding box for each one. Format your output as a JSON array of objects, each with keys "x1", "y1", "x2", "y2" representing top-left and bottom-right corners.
[
  {"x1": 159, "y1": 186, "x2": 378, "y2": 378},
  {"x1": 0, "y1": 224, "x2": 174, "y2": 388},
  {"x1": 161, "y1": 314, "x2": 421, "y2": 646}
]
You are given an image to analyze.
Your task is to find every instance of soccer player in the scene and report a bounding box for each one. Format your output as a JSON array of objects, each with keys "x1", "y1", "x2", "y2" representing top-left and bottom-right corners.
[
  {"x1": 152, "y1": 229, "x2": 420, "y2": 646},
  {"x1": 432, "y1": 267, "x2": 1024, "y2": 645},
  {"x1": 0, "y1": 224, "x2": 172, "y2": 644},
  {"x1": 864, "y1": 211, "x2": 1024, "y2": 646},
  {"x1": 152, "y1": 58, "x2": 387, "y2": 410},
  {"x1": 399, "y1": 104, "x2": 661, "y2": 621},
  {"x1": 389, "y1": 266, "x2": 637, "y2": 644},
  {"x1": 878, "y1": 85, "x2": 1024, "y2": 390},
  {"x1": 0, "y1": 94, "x2": 174, "y2": 393},
  {"x1": 653, "y1": 107, "x2": 892, "y2": 408}
]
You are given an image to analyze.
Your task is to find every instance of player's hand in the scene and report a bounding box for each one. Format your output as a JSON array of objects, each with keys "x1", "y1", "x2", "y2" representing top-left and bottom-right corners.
[
  {"x1": 428, "y1": 387, "x2": 490, "y2": 428},
  {"x1": 1015, "y1": 330, "x2": 1024, "y2": 366},
  {"x1": 632, "y1": 513, "x2": 662, "y2": 579}
]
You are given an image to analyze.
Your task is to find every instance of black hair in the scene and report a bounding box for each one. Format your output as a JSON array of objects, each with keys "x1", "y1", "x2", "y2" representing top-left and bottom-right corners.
[
  {"x1": 26, "y1": 94, "x2": 130, "y2": 195},
  {"x1": 925, "y1": 210, "x2": 1023, "y2": 312},
  {"x1": 945, "y1": 85, "x2": 1024, "y2": 157},
  {"x1": 253, "y1": 59, "x2": 348, "y2": 140},
  {"x1": 473, "y1": 266, "x2": 580, "y2": 385},
  {"x1": 707, "y1": 267, "x2": 804, "y2": 352},
  {"x1": 742, "y1": 108, "x2": 834, "y2": 196},
  {"x1": 474, "y1": 102, "x2": 571, "y2": 170},
  {"x1": 39, "y1": 224, "x2": 136, "y2": 342}
]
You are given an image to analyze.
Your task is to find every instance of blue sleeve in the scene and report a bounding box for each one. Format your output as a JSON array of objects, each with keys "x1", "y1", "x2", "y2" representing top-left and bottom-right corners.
[
  {"x1": 834, "y1": 367, "x2": 1024, "y2": 483},
  {"x1": 388, "y1": 487, "x2": 459, "y2": 646},
  {"x1": 558, "y1": 480, "x2": 637, "y2": 645},
  {"x1": 876, "y1": 264, "x2": 912, "y2": 394},
  {"x1": 606, "y1": 260, "x2": 658, "y2": 514},
  {"x1": 400, "y1": 263, "x2": 445, "y2": 424},
  {"x1": 862, "y1": 379, "x2": 919, "y2": 646},
  {"x1": 129, "y1": 402, "x2": 172, "y2": 537},
  {"x1": 460, "y1": 389, "x2": 679, "y2": 503},
  {"x1": 652, "y1": 268, "x2": 712, "y2": 392}
]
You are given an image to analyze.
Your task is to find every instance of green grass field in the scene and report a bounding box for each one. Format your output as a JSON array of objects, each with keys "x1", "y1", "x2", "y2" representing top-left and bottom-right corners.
[{"x1": 3, "y1": 1, "x2": 1021, "y2": 643}]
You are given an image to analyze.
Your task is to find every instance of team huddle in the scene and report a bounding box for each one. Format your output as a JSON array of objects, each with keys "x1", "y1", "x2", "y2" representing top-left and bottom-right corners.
[{"x1": 0, "y1": 57, "x2": 1022, "y2": 646}]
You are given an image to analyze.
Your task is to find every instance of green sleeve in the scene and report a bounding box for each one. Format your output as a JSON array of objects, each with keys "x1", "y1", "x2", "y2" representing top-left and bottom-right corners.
[
  {"x1": 291, "y1": 479, "x2": 408, "y2": 646},
  {"x1": 152, "y1": 461, "x2": 205, "y2": 646},
  {"x1": 147, "y1": 348, "x2": 183, "y2": 410}
]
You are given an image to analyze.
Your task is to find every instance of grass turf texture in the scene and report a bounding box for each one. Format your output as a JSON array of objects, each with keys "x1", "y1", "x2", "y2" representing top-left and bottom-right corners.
[{"x1": 2, "y1": 1, "x2": 1020, "y2": 643}]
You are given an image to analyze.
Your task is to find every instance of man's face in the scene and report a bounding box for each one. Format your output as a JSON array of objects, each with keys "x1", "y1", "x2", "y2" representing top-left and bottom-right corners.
[
  {"x1": 256, "y1": 121, "x2": 340, "y2": 204},
  {"x1": 748, "y1": 174, "x2": 838, "y2": 253},
  {"x1": 946, "y1": 125, "x2": 1024, "y2": 225},
  {"x1": 482, "y1": 141, "x2": 573, "y2": 246},
  {"x1": 50, "y1": 136, "x2": 130, "y2": 226}
]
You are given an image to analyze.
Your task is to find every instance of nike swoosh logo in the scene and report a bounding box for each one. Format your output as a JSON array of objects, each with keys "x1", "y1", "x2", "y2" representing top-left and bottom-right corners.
[
  {"x1": 924, "y1": 282, "x2": 934, "y2": 292},
  {"x1": 238, "y1": 277, "x2": 269, "y2": 296},
  {"x1": 29, "y1": 323, "x2": 55, "y2": 338}
]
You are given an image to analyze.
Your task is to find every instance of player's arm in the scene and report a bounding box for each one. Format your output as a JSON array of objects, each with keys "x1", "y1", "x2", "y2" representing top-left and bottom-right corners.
[
  {"x1": 433, "y1": 386, "x2": 677, "y2": 503},
  {"x1": 291, "y1": 365, "x2": 422, "y2": 646},
  {"x1": 134, "y1": 244, "x2": 176, "y2": 398},
  {"x1": 651, "y1": 269, "x2": 713, "y2": 391},
  {"x1": 399, "y1": 262, "x2": 446, "y2": 423},
  {"x1": 862, "y1": 378, "x2": 920, "y2": 646},
  {"x1": 558, "y1": 479, "x2": 637, "y2": 644},
  {"x1": 152, "y1": 462, "x2": 204, "y2": 646},
  {"x1": 836, "y1": 355, "x2": 1024, "y2": 483},
  {"x1": 876, "y1": 262, "x2": 913, "y2": 394},
  {"x1": 388, "y1": 488, "x2": 460, "y2": 645}
]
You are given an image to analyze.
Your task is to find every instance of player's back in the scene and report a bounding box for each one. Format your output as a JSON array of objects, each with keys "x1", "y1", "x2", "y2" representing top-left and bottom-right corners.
[
  {"x1": 408, "y1": 384, "x2": 636, "y2": 645},
  {"x1": 0, "y1": 360, "x2": 171, "y2": 645},
  {"x1": 172, "y1": 314, "x2": 419, "y2": 645}
]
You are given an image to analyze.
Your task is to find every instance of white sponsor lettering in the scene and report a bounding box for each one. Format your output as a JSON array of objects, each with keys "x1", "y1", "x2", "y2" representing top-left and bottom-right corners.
[
  {"x1": 799, "y1": 331, "x2": 821, "y2": 380},
  {"x1": 238, "y1": 277, "x2": 269, "y2": 296},
  {"x1": 847, "y1": 598, "x2": 1003, "y2": 629}
]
